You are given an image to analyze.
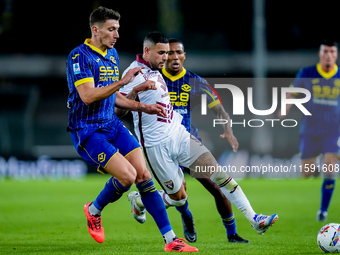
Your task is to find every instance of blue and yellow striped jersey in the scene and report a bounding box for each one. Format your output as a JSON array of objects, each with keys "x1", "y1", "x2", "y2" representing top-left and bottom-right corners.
[
  {"x1": 161, "y1": 67, "x2": 220, "y2": 137},
  {"x1": 66, "y1": 39, "x2": 120, "y2": 130},
  {"x1": 291, "y1": 63, "x2": 340, "y2": 135}
]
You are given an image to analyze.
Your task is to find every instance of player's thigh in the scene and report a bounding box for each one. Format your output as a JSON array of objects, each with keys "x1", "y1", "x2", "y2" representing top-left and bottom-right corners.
[
  {"x1": 104, "y1": 152, "x2": 137, "y2": 187},
  {"x1": 112, "y1": 122, "x2": 146, "y2": 183},
  {"x1": 72, "y1": 128, "x2": 121, "y2": 172},
  {"x1": 322, "y1": 133, "x2": 339, "y2": 166},
  {"x1": 318, "y1": 133, "x2": 339, "y2": 176},
  {"x1": 144, "y1": 143, "x2": 184, "y2": 195},
  {"x1": 176, "y1": 132, "x2": 210, "y2": 172},
  {"x1": 81, "y1": 128, "x2": 137, "y2": 186},
  {"x1": 301, "y1": 157, "x2": 316, "y2": 177},
  {"x1": 323, "y1": 153, "x2": 339, "y2": 176},
  {"x1": 300, "y1": 134, "x2": 321, "y2": 160},
  {"x1": 168, "y1": 183, "x2": 187, "y2": 201},
  {"x1": 185, "y1": 135, "x2": 217, "y2": 179},
  {"x1": 114, "y1": 121, "x2": 142, "y2": 157}
]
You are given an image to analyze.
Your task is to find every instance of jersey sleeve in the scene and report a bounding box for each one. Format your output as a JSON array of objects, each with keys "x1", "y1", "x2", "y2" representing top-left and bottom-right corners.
[
  {"x1": 67, "y1": 49, "x2": 94, "y2": 88},
  {"x1": 291, "y1": 68, "x2": 306, "y2": 88},
  {"x1": 198, "y1": 78, "x2": 221, "y2": 109}
]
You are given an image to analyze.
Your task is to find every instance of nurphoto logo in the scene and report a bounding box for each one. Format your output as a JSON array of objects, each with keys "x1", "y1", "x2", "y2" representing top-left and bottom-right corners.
[{"x1": 196, "y1": 79, "x2": 312, "y2": 128}]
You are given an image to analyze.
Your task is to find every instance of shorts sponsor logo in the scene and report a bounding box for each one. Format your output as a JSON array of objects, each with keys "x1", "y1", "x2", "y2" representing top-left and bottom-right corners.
[{"x1": 98, "y1": 153, "x2": 106, "y2": 163}]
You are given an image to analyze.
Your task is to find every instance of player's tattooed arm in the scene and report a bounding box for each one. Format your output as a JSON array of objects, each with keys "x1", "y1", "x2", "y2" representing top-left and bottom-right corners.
[
  {"x1": 115, "y1": 92, "x2": 166, "y2": 117},
  {"x1": 115, "y1": 80, "x2": 157, "y2": 117},
  {"x1": 211, "y1": 104, "x2": 239, "y2": 153}
]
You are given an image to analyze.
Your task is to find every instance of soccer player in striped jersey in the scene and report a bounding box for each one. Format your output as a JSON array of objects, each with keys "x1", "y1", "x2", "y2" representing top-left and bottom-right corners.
[
  {"x1": 120, "y1": 32, "x2": 278, "y2": 242},
  {"x1": 160, "y1": 38, "x2": 248, "y2": 243},
  {"x1": 66, "y1": 7, "x2": 198, "y2": 252},
  {"x1": 279, "y1": 39, "x2": 340, "y2": 222}
]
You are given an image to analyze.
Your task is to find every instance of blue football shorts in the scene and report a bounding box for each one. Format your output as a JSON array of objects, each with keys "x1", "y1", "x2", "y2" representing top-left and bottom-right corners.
[
  {"x1": 70, "y1": 119, "x2": 141, "y2": 173},
  {"x1": 299, "y1": 132, "x2": 340, "y2": 159}
]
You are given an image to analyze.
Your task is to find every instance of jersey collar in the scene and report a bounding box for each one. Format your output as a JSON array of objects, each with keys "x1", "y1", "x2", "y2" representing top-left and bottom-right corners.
[
  {"x1": 136, "y1": 54, "x2": 151, "y2": 68},
  {"x1": 162, "y1": 67, "x2": 187, "y2": 81},
  {"x1": 316, "y1": 63, "x2": 338, "y2": 79},
  {"x1": 84, "y1": 39, "x2": 108, "y2": 57}
]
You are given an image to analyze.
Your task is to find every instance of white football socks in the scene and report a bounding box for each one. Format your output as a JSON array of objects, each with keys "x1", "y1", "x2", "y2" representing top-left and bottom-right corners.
[
  {"x1": 89, "y1": 203, "x2": 102, "y2": 216},
  {"x1": 163, "y1": 230, "x2": 177, "y2": 244}
]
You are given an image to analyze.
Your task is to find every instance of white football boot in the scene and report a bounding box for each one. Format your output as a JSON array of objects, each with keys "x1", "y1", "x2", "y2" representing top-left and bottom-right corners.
[
  {"x1": 128, "y1": 191, "x2": 146, "y2": 223},
  {"x1": 252, "y1": 214, "x2": 279, "y2": 234}
]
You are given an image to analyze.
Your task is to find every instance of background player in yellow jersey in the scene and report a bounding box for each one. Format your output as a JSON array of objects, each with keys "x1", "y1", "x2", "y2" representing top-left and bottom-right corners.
[
  {"x1": 161, "y1": 39, "x2": 248, "y2": 243},
  {"x1": 279, "y1": 39, "x2": 340, "y2": 221}
]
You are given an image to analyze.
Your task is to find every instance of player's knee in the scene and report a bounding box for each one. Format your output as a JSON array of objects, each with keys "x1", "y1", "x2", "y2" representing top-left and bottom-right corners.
[
  {"x1": 301, "y1": 169, "x2": 312, "y2": 178},
  {"x1": 134, "y1": 167, "x2": 151, "y2": 184},
  {"x1": 168, "y1": 186, "x2": 187, "y2": 203},
  {"x1": 167, "y1": 195, "x2": 187, "y2": 207},
  {"x1": 324, "y1": 154, "x2": 338, "y2": 166},
  {"x1": 211, "y1": 170, "x2": 239, "y2": 193},
  {"x1": 118, "y1": 167, "x2": 137, "y2": 187},
  {"x1": 210, "y1": 167, "x2": 230, "y2": 185}
]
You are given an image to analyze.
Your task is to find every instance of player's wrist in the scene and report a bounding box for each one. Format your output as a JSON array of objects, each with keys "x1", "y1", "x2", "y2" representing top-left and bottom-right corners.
[
  {"x1": 120, "y1": 79, "x2": 128, "y2": 87},
  {"x1": 132, "y1": 87, "x2": 141, "y2": 94},
  {"x1": 137, "y1": 102, "x2": 145, "y2": 112}
]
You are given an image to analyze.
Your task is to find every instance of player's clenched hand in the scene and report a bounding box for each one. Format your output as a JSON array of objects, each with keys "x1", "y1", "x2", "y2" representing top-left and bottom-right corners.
[
  {"x1": 220, "y1": 132, "x2": 239, "y2": 153},
  {"x1": 133, "y1": 80, "x2": 157, "y2": 93},
  {"x1": 121, "y1": 66, "x2": 144, "y2": 85},
  {"x1": 143, "y1": 104, "x2": 166, "y2": 117}
]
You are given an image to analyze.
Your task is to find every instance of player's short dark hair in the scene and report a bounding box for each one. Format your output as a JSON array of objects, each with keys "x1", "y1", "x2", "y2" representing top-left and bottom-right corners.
[
  {"x1": 320, "y1": 39, "x2": 338, "y2": 48},
  {"x1": 168, "y1": 38, "x2": 183, "y2": 45},
  {"x1": 143, "y1": 32, "x2": 169, "y2": 48},
  {"x1": 89, "y1": 6, "x2": 120, "y2": 27}
]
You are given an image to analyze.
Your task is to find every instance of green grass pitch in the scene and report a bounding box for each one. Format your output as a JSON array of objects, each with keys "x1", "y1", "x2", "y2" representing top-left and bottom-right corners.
[{"x1": 0, "y1": 175, "x2": 338, "y2": 254}]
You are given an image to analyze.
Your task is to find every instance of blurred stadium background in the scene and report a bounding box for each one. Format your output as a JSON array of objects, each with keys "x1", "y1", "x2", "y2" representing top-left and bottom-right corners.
[{"x1": 1, "y1": 0, "x2": 339, "y2": 178}]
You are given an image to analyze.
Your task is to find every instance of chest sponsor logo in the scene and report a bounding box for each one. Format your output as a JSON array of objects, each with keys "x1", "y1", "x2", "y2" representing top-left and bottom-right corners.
[{"x1": 99, "y1": 66, "x2": 119, "y2": 82}]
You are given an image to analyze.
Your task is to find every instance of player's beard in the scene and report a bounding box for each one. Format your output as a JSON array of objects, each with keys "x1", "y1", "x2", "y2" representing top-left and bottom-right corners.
[{"x1": 150, "y1": 60, "x2": 165, "y2": 71}]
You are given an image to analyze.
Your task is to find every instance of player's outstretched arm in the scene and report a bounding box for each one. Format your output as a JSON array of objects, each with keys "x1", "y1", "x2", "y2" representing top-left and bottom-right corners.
[
  {"x1": 115, "y1": 80, "x2": 157, "y2": 117},
  {"x1": 115, "y1": 92, "x2": 166, "y2": 117},
  {"x1": 211, "y1": 104, "x2": 239, "y2": 153},
  {"x1": 76, "y1": 66, "x2": 144, "y2": 105}
]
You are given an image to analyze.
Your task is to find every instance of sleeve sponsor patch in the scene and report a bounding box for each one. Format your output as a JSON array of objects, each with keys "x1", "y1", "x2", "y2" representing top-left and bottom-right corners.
[{"x1": 73, "y1": 63, "x2": 80, "y2": 74}]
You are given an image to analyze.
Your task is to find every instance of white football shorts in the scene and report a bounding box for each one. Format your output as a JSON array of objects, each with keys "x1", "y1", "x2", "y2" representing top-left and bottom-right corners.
[{"x1": 144, "y1": 125, "x2": 209, "y2": 194}]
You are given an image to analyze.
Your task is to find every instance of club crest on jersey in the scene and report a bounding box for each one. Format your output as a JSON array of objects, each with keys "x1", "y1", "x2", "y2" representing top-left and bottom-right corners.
[
  {"x1": 163, "y1": 180, "x2": 174, "y2": 190},
  {"x1": 335, "y1": 79, "x2": 340, "y2": 87},
  {"x1": 110, "y1": 56, "x2": 116, "y2": 64},
  {"x1": 73, "y1": 63, "x2": 80, "y2": 74}
]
